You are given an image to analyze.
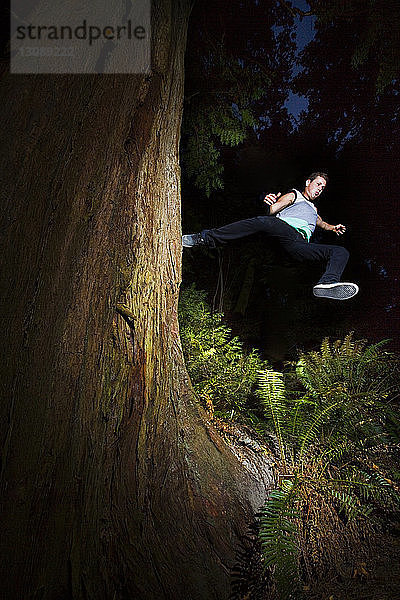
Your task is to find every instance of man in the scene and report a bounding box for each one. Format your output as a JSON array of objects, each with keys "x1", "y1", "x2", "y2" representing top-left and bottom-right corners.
[{"x1": 182, "y1": 172, "x2": 359, "y2": 300}]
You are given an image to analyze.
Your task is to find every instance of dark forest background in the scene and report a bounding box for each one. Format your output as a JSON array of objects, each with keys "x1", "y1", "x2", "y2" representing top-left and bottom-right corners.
[{"x1": 180, "y1": 0, "x2": 400, "y2": 363}]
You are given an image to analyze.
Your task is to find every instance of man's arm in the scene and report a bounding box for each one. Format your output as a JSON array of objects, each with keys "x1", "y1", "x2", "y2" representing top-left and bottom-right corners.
[
  {"x1": 263, "y1": 191, "x2": 296, "y2": 215},
  {"x1": 316, "y1": 215, "x2": 346, "y2": 235}
]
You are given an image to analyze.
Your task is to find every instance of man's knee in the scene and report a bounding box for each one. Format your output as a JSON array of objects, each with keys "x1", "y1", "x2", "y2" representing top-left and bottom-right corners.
[
  {"x1": 335, "y1": 246, "x2": 349, "y2": 259},
  {"x1": 332, "y1": 245, "x2": 349, "y2": 263}
]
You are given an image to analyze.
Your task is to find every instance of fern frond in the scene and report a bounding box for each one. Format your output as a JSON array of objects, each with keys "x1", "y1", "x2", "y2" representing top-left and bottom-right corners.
[
  {"x1": 321, "y1": 336, "x2": 332, "y2": 361},
  {"x1": 259, "y1": 481, "x2": 300, "y2": 599},
  {"x1": 298, "y1": 401, "x2": 340, "y2": 463},
  {"x1": 318, "y1": 437, "x2": 353, "y2": 470},
  {"x1": 257, "y1": 369, "x2": 288, "y2": 468},
  {"x1": 329, "y1": 489, "x2": 373, "y2": 520},
  {"x1": 290, "y1": 395, "x2": 318, "y2": 440}
]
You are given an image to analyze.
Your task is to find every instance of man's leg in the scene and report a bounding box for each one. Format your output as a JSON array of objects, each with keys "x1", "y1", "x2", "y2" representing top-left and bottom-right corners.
[
  {"x1": 311, "y1": 244, "x2": 349, "y2": 284},
  {"x1": 284, "y1": 241, "x2": 358, "y2": 299},
  {"x1": 183, "y1": 216, "x2": 300, "y2": 247}
]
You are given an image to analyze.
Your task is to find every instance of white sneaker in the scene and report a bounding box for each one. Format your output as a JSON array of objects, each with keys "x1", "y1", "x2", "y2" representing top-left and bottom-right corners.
[
  {"x1": 313, "y1": 282, "x2": 359, "y2": 300},
  {"x1": 182, "y1": 233, "x2": 206, "y2": 247}
]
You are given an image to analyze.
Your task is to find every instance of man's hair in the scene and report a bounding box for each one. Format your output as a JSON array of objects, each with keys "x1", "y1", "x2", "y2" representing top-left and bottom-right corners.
[{"x1": 307, "y1": 172, "x2": 329, "y2": 184}]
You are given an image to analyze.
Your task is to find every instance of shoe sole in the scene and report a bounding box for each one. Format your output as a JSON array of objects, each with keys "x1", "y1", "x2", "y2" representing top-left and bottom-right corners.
[
  {"x1": 313, "y1": 282, "x2": 359, "y2": 300},
  {"x1": 182, "y1": 234, "x2": 197, "y2": 247},
  {"x1": 182, "y1": 234, "x2": 208, "y2": 248}
]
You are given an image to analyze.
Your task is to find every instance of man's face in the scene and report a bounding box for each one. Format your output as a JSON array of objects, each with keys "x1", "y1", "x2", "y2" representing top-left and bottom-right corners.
[{"x1": 304, "y1": 176, "x2": 327, "y2": 201}]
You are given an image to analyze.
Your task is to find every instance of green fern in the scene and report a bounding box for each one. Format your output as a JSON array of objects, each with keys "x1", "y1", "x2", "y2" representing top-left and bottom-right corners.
[
  {"x1": 179, "y1": 305, "x2": 400, "y2": 596},
  {"x1": 297, "y1": 401, "x2": 341, "y2": 464},
  {"x1": 257, "y1": 369, "x2": 288, "y2": 470},
  {"x1": 328, "y1": 488, "x2": 373, "y2": 520},
  {"x1": 259, "y1": 480, "x2": 300, "y2": 600},
  {"x1": 256, "y1": 334, "x2": 400, "y2": 597}
]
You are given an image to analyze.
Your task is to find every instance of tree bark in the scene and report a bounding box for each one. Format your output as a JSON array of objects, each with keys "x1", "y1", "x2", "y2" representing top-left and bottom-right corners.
[{"x1": 0, "y1": 2, "x2": 273, "y2": 598}]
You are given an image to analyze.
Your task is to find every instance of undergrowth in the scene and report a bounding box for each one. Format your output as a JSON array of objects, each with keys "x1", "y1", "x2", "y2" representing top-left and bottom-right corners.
[
  {"x1": 258, "y1": 334, "x2": 400, "y2": 599},
  {"x1": 179, "y1": 287, "x2": 400, "y2": 599},
  {"x1": 179, "y1": 285, "x2": 268, "y2": 419}
]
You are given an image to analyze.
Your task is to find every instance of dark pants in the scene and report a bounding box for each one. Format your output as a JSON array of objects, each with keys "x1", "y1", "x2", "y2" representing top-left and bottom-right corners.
[{"x1": 201, "y1": 216, "x2": 349, "y2": 285}]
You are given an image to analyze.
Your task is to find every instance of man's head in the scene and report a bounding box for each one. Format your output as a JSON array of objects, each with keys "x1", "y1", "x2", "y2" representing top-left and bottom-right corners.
[{"x1": 304, "y1": 172, "x2": 328, "y2": 201}]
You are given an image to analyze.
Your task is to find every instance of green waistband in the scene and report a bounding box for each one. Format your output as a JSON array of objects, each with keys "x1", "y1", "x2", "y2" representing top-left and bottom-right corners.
[{"x1": 279, "y1": 216, "x2": 312, "y2": 241}]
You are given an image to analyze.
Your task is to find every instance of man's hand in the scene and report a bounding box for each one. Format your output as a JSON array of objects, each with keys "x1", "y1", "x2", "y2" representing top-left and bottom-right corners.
[
  {"x1": 264, "y1": 191, "x2": 296, "y2": 215},
  {"x1": 332, "y1": 224, "x2": 346, "y2": 235},
  {"x1": 263, "y1": 192, "x2": 281, "y2": 206},
  {"x1": 316, "y1": 215, "x2": 347, "y2": 234}
]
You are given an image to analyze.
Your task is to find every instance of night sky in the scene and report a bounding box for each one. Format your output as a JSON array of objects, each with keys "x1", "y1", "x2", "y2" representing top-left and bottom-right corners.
[{"x1": 284, "y1": 0, "x2": 315, "y2": 120}]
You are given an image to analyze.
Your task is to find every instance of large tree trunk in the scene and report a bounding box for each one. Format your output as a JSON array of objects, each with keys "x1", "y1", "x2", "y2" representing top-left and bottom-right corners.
[{"x1": 0, "y1": 1, "x2": 272, "y2": 598}]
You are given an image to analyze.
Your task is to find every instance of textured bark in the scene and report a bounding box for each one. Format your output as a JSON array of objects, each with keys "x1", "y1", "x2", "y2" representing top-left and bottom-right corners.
[{"x1": 0, "y1": 2, "x2": 273, "y2": 598}]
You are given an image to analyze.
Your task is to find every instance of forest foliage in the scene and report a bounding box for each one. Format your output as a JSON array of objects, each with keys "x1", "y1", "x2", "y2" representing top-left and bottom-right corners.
[
  {"x1": 258, "y1": 333, "x2": 400, "y2": 598},
  {"x1": 179, "y1": 286, "x2": 268, "y2": 419},
  {"x1": 179, "y1": 289, "x2": 400, "y2": 598},
  {"x1": 182, "y1": 0, "x2": 295, "y2": 195}
]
